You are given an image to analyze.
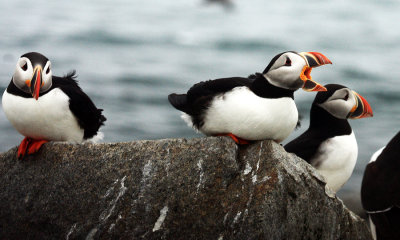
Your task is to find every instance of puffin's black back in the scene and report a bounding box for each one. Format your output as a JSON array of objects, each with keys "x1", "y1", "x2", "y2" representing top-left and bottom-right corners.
[
  {"x1": 168, "y1": 73, "x2": 295, "y2": 129},
  {"x1": 284, "y1": 84, "x2": 351, "y2": 163},
  {"x1": 52, "y1": 71, "x2": 106, "y2": 139},
  {"x1": 168, "y1": 77, "x2": 252, "y2": 128},
  {"x1": 361, "y1": 132, "x2": 400, "y2": 239}
]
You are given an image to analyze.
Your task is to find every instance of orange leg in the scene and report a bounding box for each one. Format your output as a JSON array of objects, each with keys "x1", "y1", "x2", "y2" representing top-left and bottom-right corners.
[
  {"x1": 17, "y1": 137, "x2": 32, "y2": 159},
  {"x1": 17, "y1": 137, "x2": 48, "y2": 159},
  {"x1": 27, "y1": 139, "x2": 48, "y2": 155},
  {"x1": 216, "y1": 133, "x2": 250, "y2": 145}
]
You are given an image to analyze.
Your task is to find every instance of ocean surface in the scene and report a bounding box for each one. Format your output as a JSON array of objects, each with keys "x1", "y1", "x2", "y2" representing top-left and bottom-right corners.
[{"x1": 1, "y1": 0, "x2": 399, "y2": 212}]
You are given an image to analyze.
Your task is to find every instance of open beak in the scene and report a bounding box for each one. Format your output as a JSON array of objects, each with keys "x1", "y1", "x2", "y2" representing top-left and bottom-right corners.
[
  {"x1": 29, "y1": 66, "x2": 42, "y2": 100},
  {"x1": 298, "y1": 52, "x2": 332, "y2": 92},
  {"x1": 348, "y1": 91, "x2": 373, "y2": 119}
]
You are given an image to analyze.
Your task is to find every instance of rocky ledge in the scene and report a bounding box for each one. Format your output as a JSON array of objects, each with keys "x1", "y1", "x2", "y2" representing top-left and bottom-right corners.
[{"x1": 0, "y1": 137, "x2": 371, "y2": 240}]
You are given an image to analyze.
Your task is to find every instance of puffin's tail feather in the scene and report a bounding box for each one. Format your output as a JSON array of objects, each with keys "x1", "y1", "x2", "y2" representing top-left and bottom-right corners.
[
  {"x1": 82, "y1": 108, "x2": 106, "y2": 140},
  {"x1": 168, "y1": 94, "x2": 190, "y2": 113},
  {"x1": 85, "y1": 132, "x2": 104, "y2": 143}
]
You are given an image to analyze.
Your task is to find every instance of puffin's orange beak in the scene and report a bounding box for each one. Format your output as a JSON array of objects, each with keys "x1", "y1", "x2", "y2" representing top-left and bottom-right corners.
[
  {"x1": 298, "y1": 52, "x2": 332, "y2": 92},
  {"x1": 348, "y1": 91, "x2": 373, "y2": 119},
  {"x1": 30, "y1": 66, "x2": 42, "y2": 100}
]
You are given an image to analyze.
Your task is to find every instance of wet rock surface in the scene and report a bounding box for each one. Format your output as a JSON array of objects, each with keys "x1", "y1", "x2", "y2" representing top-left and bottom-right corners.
[{"x1": 0, "y1": 137, "x2": 372, "y2": 239}]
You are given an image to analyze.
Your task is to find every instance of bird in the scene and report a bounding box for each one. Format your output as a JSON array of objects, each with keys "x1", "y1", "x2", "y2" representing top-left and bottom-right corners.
[
  {"x1": 361, "y1": 132, "x2": 400, "y2": 240},
  {"x1": 2, "y1": 52, "x2": 106, "y2": 159},
  {"x1": 284, "y1": 84, "x2": 373, "y2": 193},
  {"x1": 168, "y1": 51, "x2": 332, "y2": 144}
]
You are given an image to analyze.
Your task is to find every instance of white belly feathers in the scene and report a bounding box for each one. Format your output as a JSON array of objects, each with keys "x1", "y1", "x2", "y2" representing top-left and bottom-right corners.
[
  {"x1": 2, "y1": 89, "x2": 84, "y2": 142},
  {"x1": 311, "y1": 131, "x2": 358, "y2": 192},
  {"x1": 188, "y1": 86, "x2": 298, "y2": 142}
]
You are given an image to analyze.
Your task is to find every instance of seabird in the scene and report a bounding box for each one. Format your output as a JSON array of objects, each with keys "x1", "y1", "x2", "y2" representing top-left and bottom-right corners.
[
  {"x1": 2, "y1": 52, "x2": 106, "y2": 159},
  {"x1": 168, "y1": 51, "x2": 332, "y2": 144},
  {"x1": 361, "y1": 132, "x2": 400, "y2": 240},
  {"x1": 285, "y1": 84, "x2": 373, "y2": 192}
]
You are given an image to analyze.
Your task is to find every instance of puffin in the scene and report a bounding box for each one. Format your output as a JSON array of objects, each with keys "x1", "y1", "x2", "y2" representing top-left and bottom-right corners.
[
  {"x1": 2, "y1": 52, "x2": 106, "y2": 159},
  {"x1": 361, "y1": 132, "x2": 400, "y2": 240},
  {"x1": 284, "y1": 84, "x2": 373, "y2": 193},
  {"x1": 168, "y1": 51, "x2": 332, "y2": 144}
]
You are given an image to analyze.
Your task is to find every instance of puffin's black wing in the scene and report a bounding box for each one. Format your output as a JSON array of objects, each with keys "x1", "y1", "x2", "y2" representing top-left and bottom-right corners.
[
  {"x1": 284, "y1": 129, "x2": 325, "y2": 163},
  {"x1": 168, "y1": 77, "x2": 252, "y2": 128},
  {"x1": 168, "y1": 77, "x2": 252, "y2": 113},
  {"x1": 52, "y1": 71, "x2": 106, "y2": 139},
  {"x1": 185, "y1": 77, "x2": 252, "y2": 103},
  {"x1": 361, "y1": 132, "x2": 400, "y2": 239}
]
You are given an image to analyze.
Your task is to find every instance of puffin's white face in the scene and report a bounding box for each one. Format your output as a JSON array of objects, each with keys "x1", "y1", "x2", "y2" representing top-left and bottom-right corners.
[
  {"x1": 13, "y1": 55, "x2": 52, "y2": 100},
  {"x1": 318, "y1": 88, "x2": 356, "y2": 119},
  {"x1": 264, "y1": 52, "x2": 307, "y2": 90},
  {"x1": 318, "y1": 88, "x2": 373, "y2": 119},
  {"x1": 262, "y1": 51, "x2": 332, "y2": 92}
]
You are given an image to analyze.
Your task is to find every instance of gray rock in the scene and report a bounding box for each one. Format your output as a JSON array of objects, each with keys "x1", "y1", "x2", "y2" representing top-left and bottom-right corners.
[{"x1": 0, "y1": 137, "x2": 372, "y2": 240}]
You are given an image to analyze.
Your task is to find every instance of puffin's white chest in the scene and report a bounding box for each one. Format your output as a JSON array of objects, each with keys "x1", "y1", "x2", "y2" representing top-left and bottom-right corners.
[
  {"x1": 2, "y1": 89, "x2": 84, "y2": 142},
  {"x1": 196, "y1": 86, "x2": 298, "y2": 142},
  {"x1": 311, "y1": 131, "x2": 358, "y2": 192}
]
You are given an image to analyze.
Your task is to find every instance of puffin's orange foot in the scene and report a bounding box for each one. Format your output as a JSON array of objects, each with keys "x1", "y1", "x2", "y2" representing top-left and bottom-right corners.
[
  {"x1": 216, "y1": 133, "x2": 250, "y2": 145},
  {"x1": 17, "y1": 137, "x2": 32, "y2": 159},
  {"x1": 17, "y1": 137, "x2": 48, "y2": 159},
  {"x1": 27, "y1": 139, "x2": 48, "y2": 155}
]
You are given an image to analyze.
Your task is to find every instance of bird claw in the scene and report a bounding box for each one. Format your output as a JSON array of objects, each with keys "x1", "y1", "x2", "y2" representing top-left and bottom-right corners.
[
  {"x1": 17, "y1": 137, "x2": 48, "y2": 159},
  {"x1": 216, "y1": 133, "x2": 251, "y2": 145},
  {"x1": 17, "y1": 137, "x2": 31, "y2": 159},
  {"x1": 27, "y1": 140, "x2": 48, "y2": 154}
]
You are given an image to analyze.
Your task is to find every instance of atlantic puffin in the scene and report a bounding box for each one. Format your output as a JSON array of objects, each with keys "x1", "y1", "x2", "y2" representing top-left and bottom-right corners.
[
  {"x1": 168, "y1": 51, "x2": 332, "y2": 144},
  {"x1": 285, "y1": 84, "x2": 373, "y2": 192},
  {"x1": 361, "y1": 133, "x2": 400, "y2": 240},
  {"x1": 2, "y1": 52, "x2": 106, "y2": 159}
]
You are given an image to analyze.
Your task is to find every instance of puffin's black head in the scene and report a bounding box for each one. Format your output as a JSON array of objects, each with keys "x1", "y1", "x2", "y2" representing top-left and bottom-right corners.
[
  {"x1": 12, "y1": 52, "x2": 52, "y2": 100},
  {"x1": 314, "y1": 84, "x2": 373, "y2": 119},
  {"x1": 262, "y1": 51, "x2": 332, "y2": 92}
]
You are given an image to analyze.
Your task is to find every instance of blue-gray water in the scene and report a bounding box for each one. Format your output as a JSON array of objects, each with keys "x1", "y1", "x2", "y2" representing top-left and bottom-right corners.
[{"x1": 1, "y1": 0, "x2": 399, "y2": 209}]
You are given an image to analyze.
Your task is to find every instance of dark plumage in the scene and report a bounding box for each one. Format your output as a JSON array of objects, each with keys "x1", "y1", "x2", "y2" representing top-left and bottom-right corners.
[
  {"x1": 168, "y1": 77, "x2": 252, "y2": 128},
  {"x1": 51, "y1": 71, "x2": 106, "y2": 139},
  {"x1": 361, "y1": 132, "x2": 400, "y2": 240}
]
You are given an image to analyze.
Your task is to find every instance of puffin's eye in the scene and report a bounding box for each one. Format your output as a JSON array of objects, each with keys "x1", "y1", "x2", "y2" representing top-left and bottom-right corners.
[
  {"x1": 46, "y1": 66, "x2": 50, "y2": 74},
  {"x1": 284, "y1": 57, "x2": 291, "y2": 66},
  {"x1": 21, "y1": 62, "x2": 28, "y2": 71}
]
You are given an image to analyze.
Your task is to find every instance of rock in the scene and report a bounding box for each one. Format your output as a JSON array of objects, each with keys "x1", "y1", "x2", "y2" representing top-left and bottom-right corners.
[
  {"x1": 0, "y1": 137, "x2": 372, "y2": 240},
  {"x1": 338, "y1": 191, "x2": 368, "y2": 219}
]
